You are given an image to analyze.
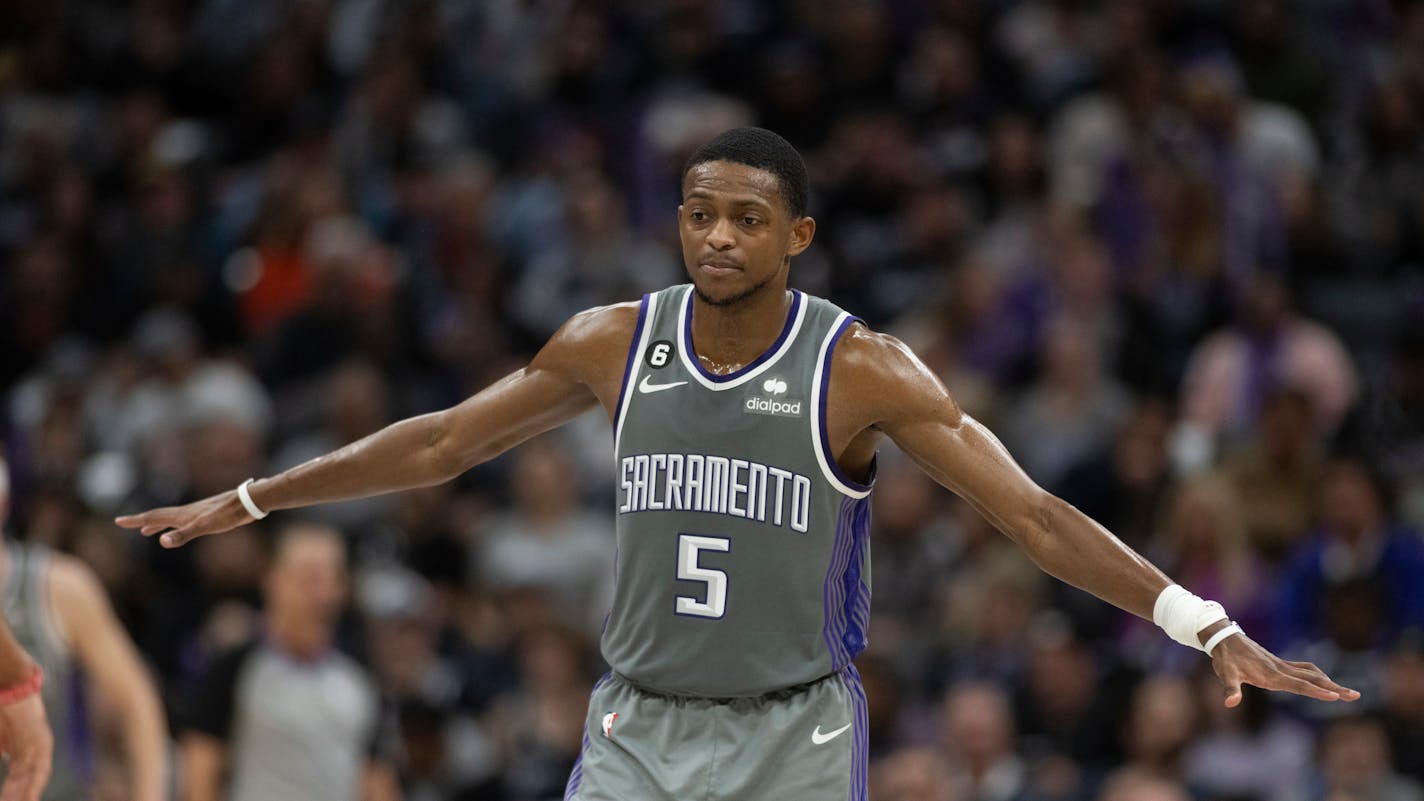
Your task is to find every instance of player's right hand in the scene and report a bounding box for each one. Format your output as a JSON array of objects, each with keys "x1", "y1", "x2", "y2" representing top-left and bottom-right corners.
[
  {"x1": 115, "y1": 490, "x2": 253, "y2": 548},
  {"x1": 0, "y1": 694, "x2": 52, "y2": 801}
]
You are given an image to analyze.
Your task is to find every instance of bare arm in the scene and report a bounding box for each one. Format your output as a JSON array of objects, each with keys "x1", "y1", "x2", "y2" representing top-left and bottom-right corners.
[
  {"x1": 50, "y1": 557, "x2": 168, "y2": 801},
  {"x1": 117, "y1": 303, "x2": 638, "y2": 547},
  {"x1": 181, "y1": 733, "x2": 226, "y2": 801},
  {"x1": 360, "y1": 761, "x2": 401, "y2": 801},
  {"x1": 833, "y1": 326, "x2": 1359, "y2": 706},
  {"x1": 0, "y1": 618, "x2": 50, "y2": 801}
]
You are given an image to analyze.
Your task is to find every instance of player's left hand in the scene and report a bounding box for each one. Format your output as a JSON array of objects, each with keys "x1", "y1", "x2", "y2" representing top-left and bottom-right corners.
[{"x1": 1210, "y1": 631, "x2": 1360, "y2": 708}]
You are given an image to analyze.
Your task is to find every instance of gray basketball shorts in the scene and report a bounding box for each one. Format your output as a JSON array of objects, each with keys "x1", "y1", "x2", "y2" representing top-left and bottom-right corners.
[{"x1": 564, "y1": 666, "x2": 868, "y2": 801}]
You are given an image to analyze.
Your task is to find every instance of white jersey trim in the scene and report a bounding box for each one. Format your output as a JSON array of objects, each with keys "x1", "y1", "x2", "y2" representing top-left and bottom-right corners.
[
  {"x1": 811, "y1": 311, "x2": 873, "y2": 499},
  {"x1": 676, "y1": 286, "x2": 808, "y2": 391},
  {"x1": 614, "y1": 292, "x2": 659, "y2": 453}
]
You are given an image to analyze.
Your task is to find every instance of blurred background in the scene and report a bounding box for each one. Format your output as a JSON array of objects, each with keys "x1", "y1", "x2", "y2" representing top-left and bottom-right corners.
[{"x1": 1, "y1": 0, "x2": 1423, "y2": 799}]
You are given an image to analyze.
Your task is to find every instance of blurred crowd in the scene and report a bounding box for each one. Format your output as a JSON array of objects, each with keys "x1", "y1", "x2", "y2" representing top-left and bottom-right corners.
[{"x1": 2, "y1": 0, "x2": 1423, "y2": 799}]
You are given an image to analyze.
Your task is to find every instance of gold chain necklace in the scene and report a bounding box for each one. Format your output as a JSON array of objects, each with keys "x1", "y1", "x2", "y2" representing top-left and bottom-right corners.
[{"x1": 697, "y1": 353, "x2": 743, "y2": 375}]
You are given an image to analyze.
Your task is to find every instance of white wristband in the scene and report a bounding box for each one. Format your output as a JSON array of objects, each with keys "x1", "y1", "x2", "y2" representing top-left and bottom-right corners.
[
  {"x1": 236, "y1": 478, "x2": 268, "y2": 520},
  {"x1": 1202, "y1": 623, "x2": 1244, "y2": 656},
  {"x1": 1153, "y1": 584, "x2": 1230, "y2": 653}
]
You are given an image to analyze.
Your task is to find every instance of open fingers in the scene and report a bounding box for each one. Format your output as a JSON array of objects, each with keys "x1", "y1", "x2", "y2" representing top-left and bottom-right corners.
[
  {"x1": 115, "y1": 508, "x2": 180, "y2": 533},
  {"x1": 1283, "y1": 661, "x2": 1360, "y2": 700},
  {"x1": 1253, "y1": 669, "x2": 1342, "y2": 702},
  {"x1": 160, "y1": 526, "x2": 204, "y2": 549}
]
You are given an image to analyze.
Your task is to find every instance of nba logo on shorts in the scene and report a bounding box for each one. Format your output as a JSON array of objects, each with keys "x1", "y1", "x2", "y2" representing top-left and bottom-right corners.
[{"x1": 602, "y1": 712, "x2": 619, "y2": 738}]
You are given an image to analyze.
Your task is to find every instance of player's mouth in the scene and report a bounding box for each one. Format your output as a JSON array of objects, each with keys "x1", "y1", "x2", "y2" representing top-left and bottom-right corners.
[{"x1": 699, "y1": 259, "x2": 742, "y2": 277}]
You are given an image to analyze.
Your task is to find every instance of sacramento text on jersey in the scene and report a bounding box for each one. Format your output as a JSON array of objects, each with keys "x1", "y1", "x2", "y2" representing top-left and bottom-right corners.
[{"x1": 618, "y1": 453, "x2": 813, "y2": 532}]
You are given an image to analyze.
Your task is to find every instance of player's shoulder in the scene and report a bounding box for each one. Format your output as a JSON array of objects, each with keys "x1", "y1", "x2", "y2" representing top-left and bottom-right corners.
[
  {"x1": 43, "y1": 551, "x2": 118, "y2": 644},
  {"x1": 535, "y1": 299, "x2": 643, "y2": 370},
  {"x1": 831, "y1": 321, "x2": 926, "y2": 384},
  {"x1": 558, "y1": 297, "x2": 643, "y2": 337},
  {"x1": 829, "y1": 319, "x2": 959, "y2": 423},
  {"x1": 555, "y1": 299, "x2": 643, "y2": 344},
  {"x1": 44, "y1": 551, "x2": 105, "y2": 608}
]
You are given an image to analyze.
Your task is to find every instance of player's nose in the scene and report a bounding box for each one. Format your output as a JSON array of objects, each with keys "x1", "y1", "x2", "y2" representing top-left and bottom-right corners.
[{"x1": 706, "y1": 217, "x2": 736, "y2": 249}]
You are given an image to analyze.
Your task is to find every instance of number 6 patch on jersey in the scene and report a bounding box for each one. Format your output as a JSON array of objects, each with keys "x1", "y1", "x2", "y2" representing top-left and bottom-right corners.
[{"x1": 645, "y1": 340, "x2": 675, "y2": 369}]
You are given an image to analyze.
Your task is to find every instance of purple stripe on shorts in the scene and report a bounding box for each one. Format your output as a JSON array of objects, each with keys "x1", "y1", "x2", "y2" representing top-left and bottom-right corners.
[{"x1": 564, "y1": 673, "x2": 614, "y2": 800}]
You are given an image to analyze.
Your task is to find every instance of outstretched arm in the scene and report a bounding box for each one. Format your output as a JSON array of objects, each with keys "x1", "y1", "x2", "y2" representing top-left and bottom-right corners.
[
  {"x1": 117, "y1": 303, "x2": 637, "y2": 547},
  {"x1": 833, "y1": 326, "x2": 1359, "y2": 707}
]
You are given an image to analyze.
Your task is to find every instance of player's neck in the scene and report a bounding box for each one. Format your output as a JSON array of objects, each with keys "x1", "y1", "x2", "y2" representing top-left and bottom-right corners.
[{"x1": 689, "y1": 284, "x2": 794, "y2": 372}]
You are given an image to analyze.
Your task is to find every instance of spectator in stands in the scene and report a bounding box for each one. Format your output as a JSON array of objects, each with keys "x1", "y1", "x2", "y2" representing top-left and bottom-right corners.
[
  {"x1": 1384, "y1": 635, "x2": 1424, "y2": 782},
  {"x1": 474, "y1": 436, "x2": 613, "y2": 636},
  {"x1": 1277, "y1": 457, "x2": 1424, "y2": 650},
  {"x1": 1180, "y1": 274, "x2": 1357, "y2": 442},
  {"x1": 1001, "y1": 313, "x2": 1131, "y2": 493},
  {"x1": 1223, "y1": 387, "x2": 1328, "y2": 562},
  {"x1": 871, "y1": 747, "x2": 959, "y2": 801},
  {"x1": 1305, "y1": 715, "x2": 1424, "y2": 801},
  {"x1": 1096, "y1": 768, "x2": 1191, "y2": 801},
  {"x1": 941, "y1": 682, "x2": 1029, "y2": 801},
  {"x1": 1015, "y1": 616, "x2": 1126, "y2": 791},
  {"x1": 488, "y1": 624, "x2": 592, "y2": 801},
  {"x1": 1184, "y1": 669, "x2": 1313, "y2": 801},
  {"x1": 1118, "y1": 676, "x2": 1198, "y2": 785}
]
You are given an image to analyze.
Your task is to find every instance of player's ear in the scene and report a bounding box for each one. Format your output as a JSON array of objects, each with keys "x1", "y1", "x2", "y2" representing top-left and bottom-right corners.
[{"x1": 787, "y1": 215, "x2": 815, "y2": 257}]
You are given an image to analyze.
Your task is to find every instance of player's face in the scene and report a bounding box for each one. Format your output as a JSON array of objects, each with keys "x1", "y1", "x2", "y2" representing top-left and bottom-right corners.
[{"x1": 678, "y1": 161, "x2": 814, "y2": 307}]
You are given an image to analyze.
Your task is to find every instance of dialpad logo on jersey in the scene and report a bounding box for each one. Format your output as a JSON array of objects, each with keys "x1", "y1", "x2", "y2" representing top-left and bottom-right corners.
[
  {"x1": 745, "y1": 377, "x2": 802, "y2": 417},
  {"x1": 602, "y1": 712, "x2": 619, "y2": 738}
]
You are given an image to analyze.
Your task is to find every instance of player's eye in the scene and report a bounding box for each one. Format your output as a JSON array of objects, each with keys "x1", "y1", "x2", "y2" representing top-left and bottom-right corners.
[
  {"x1": 690, "y1": 210, "x2": 709, "y2": 222},
  {"x1": 741, "y1": 216, "x2": 761, "y2": 226}
]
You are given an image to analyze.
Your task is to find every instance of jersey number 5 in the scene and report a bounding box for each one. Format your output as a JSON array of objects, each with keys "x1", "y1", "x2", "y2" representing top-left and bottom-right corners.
[{"x1": 675, "y1": 534, "x2": 730, "y2": 619}]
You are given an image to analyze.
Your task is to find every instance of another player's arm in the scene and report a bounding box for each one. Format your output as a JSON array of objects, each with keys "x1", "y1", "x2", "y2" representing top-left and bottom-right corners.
[
  {"x1": 50, "y1": 557, "x2": 169, "y2": 801},
  {"x1": 833, "y1": 326, "x2": 1359, "y2": 707},
  {"x1": 117, "y1": 303, "x2": 638, "y2": 547},
  {"x1": 180, "y1": 733, "x2": 226, "y2": 801},
  {"x1": 0, "y1": 616, "x2": 50, "y2": 801},
  {"x1": 360, "y1": 760, "x2": 400, "y2": 801}
]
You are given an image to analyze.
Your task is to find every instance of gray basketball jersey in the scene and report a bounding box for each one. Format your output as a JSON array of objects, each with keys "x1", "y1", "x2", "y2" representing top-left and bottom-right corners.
[{"x1": 603, "y1": 284, "x2": 874, "y2": 697}]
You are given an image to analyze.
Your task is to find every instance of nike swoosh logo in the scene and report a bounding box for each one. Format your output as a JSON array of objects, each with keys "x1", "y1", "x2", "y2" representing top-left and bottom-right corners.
[
  {"x1": 639, "y1": 376, "x2": 688, "y2": 394},
  {"x1": 811, "y1": 722, "x2": 853, "y2": 745}
]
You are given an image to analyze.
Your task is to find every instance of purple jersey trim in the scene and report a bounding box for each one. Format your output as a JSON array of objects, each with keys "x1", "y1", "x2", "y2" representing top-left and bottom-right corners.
[
  {"x1": 612, "y1": 294, "x2": 652, "y2": 435},
  {"x1": 681, "y1": 288, "x2": 803, "y2": 383},
  {"x1": 817, "y1": 316, "x2": 875, "y2": 493}
]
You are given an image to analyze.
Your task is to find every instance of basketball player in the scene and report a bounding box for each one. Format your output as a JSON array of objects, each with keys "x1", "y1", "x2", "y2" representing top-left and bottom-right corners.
[
  {"x1": 117, "y1": 128, "x2": 1358, "y2": 800},
  {"x1": 0, "y1": 456, "x2": 169, "y2": 801},
  {"x1": 0, "y1": 616, "x2": 51, "y2": 801}
]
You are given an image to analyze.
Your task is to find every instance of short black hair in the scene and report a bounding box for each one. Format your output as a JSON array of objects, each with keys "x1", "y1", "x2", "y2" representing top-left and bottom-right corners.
[{"x1": 682, "y1": 127, "x2": 809, "y2": 217}]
